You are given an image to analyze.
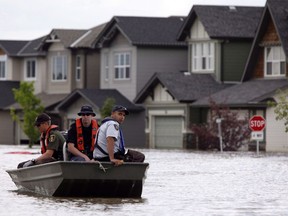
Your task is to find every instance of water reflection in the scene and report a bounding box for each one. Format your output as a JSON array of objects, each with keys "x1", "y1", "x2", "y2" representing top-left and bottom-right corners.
[{"x1": 1, "y1": 145, "x2": 288, "y2": 215}]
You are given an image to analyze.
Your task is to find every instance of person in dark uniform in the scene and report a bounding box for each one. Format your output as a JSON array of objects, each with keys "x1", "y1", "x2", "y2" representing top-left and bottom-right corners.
[
  {"x1": 67, "y1": 105, "x2": 98, "y2": 161},
  {"x1": 93, "y1": 105, "x2": 145, "y2": 166},
  {"x1": 17, "y1": 113, "x2": 66, "y2": 168}
]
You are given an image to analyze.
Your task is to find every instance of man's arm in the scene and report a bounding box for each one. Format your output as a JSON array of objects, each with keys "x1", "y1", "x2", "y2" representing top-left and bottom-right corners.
[
  {"x1": 107, "y1": 136, "x2": 123, "y2": 166},
  {"x1": 35, "y1": 149, "x2": 54, "y2": 164},
  {"x1": 67, "y1": 143, "x2": 90, "y2": 161}
]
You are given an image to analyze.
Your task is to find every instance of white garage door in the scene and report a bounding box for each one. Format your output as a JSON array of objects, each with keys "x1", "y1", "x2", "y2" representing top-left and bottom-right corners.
[{"x1": 154, "y1": 116, "x2": 183, "y2": 149}]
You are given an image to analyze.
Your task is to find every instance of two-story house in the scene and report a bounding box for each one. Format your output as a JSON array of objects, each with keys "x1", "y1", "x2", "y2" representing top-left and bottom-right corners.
[
  {"x1": 93, "y1": 16, "x2": 188, "y2": 101},
  {"x1": 0, "y1": 24, "x2": 107, "y2": 144},
  {"x1": 134, "y1": 5, "x2": 263, "y2": 149},
  {"x1": 193, "y1": 0, "x2": 288, "y2": 152}
]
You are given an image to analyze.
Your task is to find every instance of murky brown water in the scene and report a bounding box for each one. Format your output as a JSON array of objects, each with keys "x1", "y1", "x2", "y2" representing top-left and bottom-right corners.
[{"x1": 1, "y1": 145, "x2": 288, "y2": 216}]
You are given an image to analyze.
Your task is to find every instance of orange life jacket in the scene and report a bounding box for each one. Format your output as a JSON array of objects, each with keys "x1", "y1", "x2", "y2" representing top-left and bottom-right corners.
[
  {"x1": 40, "y1": 125, "x2": 58, "y2": 154},
  {"x1": 76, "y1": 118, "x2": 98, "y2": 152}
]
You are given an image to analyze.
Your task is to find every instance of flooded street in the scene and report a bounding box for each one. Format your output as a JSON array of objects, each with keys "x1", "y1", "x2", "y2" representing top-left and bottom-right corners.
[{"x1": 1, "y1": 145, "x2": 288, "y2": 216}]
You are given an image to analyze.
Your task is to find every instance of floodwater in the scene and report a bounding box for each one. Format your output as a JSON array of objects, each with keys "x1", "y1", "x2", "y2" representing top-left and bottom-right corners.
[{"x1": 1, "y1": 145, "x2": 288, "y2": 216}]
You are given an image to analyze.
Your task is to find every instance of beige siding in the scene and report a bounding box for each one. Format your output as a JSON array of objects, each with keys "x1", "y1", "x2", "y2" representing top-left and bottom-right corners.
[
  {"x1": 100, "y1": 33, "x2": 137, "y2": 101},
  {"x1": 190, "y1": 18, "x2": 210, "y2": 39},
  {"x1": 144, "y1": 83, "x2": 177, "y2": 104},
  {"x1": 0, "y1": 111, "x2": 15, "y2": 144},
  {"x1": 6, "y1": 57, "x2": 22, "y2": 80},
  {"x1": 22, "y1": 57, "x2": 47, "y2": 94},
  {"x1": 266, "y1": 107, "x2": 288, "y2": 152},
  {"x1": 46, "y1": 42, "x2": 72, "y2": 94}
]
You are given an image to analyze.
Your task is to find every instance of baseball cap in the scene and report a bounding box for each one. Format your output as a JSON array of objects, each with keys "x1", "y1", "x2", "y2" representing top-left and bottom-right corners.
[
  {"x1": 112, "y1": 105, "x2": 129, "y2": 115},
  {"x1": 34, "y1": 113, "x2": 51, "y2": 126}
]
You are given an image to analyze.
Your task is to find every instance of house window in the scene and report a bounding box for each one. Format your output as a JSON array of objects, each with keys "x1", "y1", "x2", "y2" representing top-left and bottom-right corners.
[
  {"x1": 104, "y1": 53, "x2": 109, "y2": 80},
  {"x1": 114, "y1": 52, "x2": 130, "y2": 80},
  {"x1": 25, "y1": 59, "x2": 36, "y2": 80},
  {"x1": 265, "y1": 46, "x2": 286, "y2": 77},
  {"x1": 0, "y1": 55, "x2": 7, "y2": 80},
  {"x1": 52, "y1": 55, "x2": 67, "y2": 81},
  {"x1": 192, "y1": 42, "x2": 214, "y2": 72},
  {"x1": 76, "y1": 55, "x2": 81, "y2": 81}
]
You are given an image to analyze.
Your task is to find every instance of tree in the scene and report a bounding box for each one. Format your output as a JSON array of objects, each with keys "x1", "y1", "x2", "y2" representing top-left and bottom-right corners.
[
  {"x1": 10, "y1": 81, "x2": 44, "y2": 147},
  {"x1": 268, "y1": 89, "x2": 288, "y2": 132},
  {"x1": 100, "y1": 97, "x2": 115, "y2": 121},
  {"x1": 191, "y1": 99, "x2": 251, "y2": 151}
]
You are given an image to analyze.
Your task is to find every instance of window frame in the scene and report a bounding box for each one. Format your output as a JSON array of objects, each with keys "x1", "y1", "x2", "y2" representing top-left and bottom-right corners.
[
  {"x1": 191, "y1": 42, "x2": 215, "y2": 72},
  {"x1": 51, "y1": 55, "x2": 67, "y2": 81},
  {"x1": 0, "y1": 55, "x2": 7, "y2": 80},
  {"x1": 113, "y1": 52, "x2": 131, "y2": 80},
  {"x1": 264, "y1": 46, "x2": 286, "y2": 77},
  {"x1": 25, "y1": 58, "x2": 36, "y2": 81},
  {"x1": 75, "y1": 55, "x2": 81, "y2": 81},
  {"x1": 104, "y1": 53, "x2": 109, "y2": 81}
]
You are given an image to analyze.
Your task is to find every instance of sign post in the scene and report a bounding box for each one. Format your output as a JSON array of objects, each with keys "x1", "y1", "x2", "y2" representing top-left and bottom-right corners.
[
  {"x1": 249, "y1": 115, "x2": 266, "y2": 156},
  {"x1": 216, "y1": 118, "x2": 223, "y2": 152}
]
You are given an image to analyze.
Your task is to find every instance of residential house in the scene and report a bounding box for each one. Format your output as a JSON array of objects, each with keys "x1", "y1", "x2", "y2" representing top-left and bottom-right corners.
[
  {"x1": 134, "y1": 5, "x2": 263, "y2": 149},
  {"x1": 0, "y1": 24, "x2": 107, "y2": 144},
  {"x1": 193, "y1": 0, "x2": 288, "y2": 152},
  {"x1": 134, "y1": 72, "x2": 227, "y2": 148},
  {"x1": 94, "y1": 16, "x2": 188, "y2": 101}
]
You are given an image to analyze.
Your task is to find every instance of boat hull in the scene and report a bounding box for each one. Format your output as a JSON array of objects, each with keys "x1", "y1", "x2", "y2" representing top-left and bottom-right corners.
[{"x1": 6, "y1": 161, "x2": 149, "y2": 198}]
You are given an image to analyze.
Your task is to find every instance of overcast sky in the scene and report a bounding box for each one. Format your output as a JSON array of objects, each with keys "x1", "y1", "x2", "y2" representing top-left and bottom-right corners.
[{"x1": 1, "y1": 0, "x2": 266, "y2": 40}]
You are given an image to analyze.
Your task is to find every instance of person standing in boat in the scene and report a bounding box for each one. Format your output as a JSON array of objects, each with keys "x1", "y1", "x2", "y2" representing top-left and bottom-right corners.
[
  {"x1": 67, "y1": 105, "x2": 99, "y2": 161},
  {"x1": 93, "y1": 105, "x2": 145, "y2": 165},
  {"x1": 17, "y1": 113, "x2": 66, "y2": 168}
]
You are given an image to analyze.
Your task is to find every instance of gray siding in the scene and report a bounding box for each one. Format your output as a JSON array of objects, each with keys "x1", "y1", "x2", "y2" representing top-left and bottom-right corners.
[
  {"x1": 122, "y1": 110, "x2": 146, "y2": 148},
  {"x1": 222, "y1": 42, "x2": 252, "y2": 82},
  {"x1": 137, "y1": 47, "x2": 188, "y2": 93}
]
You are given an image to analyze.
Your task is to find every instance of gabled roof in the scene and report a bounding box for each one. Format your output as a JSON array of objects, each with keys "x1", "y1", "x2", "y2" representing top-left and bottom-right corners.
[
  {"x1": 0, "y1": 40, "x2": 29, "y2": 56},
  {"x1": 95, "y1": 16, "x2": 187, "y2": 48},
  {"x1": 0, "y1": 81, "x2": 20, "y2": 109},
  {"x1": 178, "y1": 5, "x2": 263, "y2": 41},
  {"x1": 268, "y1": 0, "x2": 288, "y2": 54},
  {"x1": 17, "y1": 36, "x2": 47, "y2": 56},
  {"x1": 191, "y1": 79, "x2": 288, "y2": 107},
  {"x1": 39, "y1": 29, "x2": 88, "y2": 50},
  {"x1": 242, "y1": 0, "x2": 288, "y2": 81},
  {"x1": 72, "y1": 23, "x2": 107, "y2": 48},
  {"x1": 0, "y1": 37, "x2": 47, "y2": 57},
  {"x1": 56, "y1": 89, "x2": 143, "y2": 112},
  {"x1": 134, "y1": 72, "x2": 230, "y2": 103}
]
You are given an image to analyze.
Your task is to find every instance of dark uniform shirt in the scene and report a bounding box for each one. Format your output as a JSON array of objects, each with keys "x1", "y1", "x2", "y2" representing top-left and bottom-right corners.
[
  {"x1": 41, "y1": 128, "x2": 65, "y2": 160},
  {"x1": 67, "y1": 121, "x2": 93, "y2": 159}
]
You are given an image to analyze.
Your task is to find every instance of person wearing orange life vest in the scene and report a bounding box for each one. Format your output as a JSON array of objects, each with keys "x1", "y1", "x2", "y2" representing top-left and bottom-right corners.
[
  {"x1": 17, "y1": 113, "x2": 66, "y2": 168},
  {"x1": 67, "y1": 105, "x2": 99, "y2": 161}
]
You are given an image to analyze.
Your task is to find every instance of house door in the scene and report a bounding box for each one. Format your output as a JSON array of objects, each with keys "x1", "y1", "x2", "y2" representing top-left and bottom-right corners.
[{"x1": 154, "y1": 116, "x2": 183, "y2": 149}]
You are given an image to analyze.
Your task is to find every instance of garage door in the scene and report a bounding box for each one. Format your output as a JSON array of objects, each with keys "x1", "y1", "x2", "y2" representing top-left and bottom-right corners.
[{"x1": 154, "y1": 116, "x2": 183, "y2": 149}]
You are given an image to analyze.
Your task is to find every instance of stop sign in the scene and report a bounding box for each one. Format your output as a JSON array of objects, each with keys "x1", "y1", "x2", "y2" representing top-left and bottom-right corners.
[{"x1": 249, "y1": 115, "x2": 266, "y2": 131}]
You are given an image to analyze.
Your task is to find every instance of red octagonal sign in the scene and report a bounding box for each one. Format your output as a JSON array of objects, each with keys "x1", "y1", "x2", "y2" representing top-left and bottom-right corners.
[{"x1": 249, "y1": 115, "x2": 266, "y2": 131}]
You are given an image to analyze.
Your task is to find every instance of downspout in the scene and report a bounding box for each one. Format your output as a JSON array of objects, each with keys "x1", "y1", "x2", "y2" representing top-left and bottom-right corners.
[{"x1": 84, "y1": 50, "x2": 88, "y2": 88}]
